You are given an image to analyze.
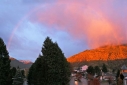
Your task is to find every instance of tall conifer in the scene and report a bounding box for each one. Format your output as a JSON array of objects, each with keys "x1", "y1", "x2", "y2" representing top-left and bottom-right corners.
[
  {"x1": 0, "y1": 38, "x2": 11, "y2": 85},
  {"x1": 41, "y1": 37, "x2": 71, "y2": 85},
  {"x1": 27, "y1": 63, "x2": 35, "y2": 85},
  {"x1": 28, "y1": 37, "x2": 71, "y2": 85},
  {"x1": 102, "y1": 63, "x2": 108, "y2": 73}
]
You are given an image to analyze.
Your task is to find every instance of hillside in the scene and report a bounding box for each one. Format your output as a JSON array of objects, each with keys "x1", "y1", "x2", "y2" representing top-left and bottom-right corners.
[
  {"x1": 67, "y1": 44, "x2": 127, "y2": 68},
  {"x1": 10, "y1": 57, "x2": 33, "y2": 69}
]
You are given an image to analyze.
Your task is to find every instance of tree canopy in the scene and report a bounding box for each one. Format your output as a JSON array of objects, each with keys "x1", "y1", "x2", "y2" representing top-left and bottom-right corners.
[
  {"x1": 27, "y1": 37, "x2": 71, "y2": 85},
  {"x1": 94, "y1": 66, "x2": 101, "y2": 76},
  {"x1": 0, "y1": 38, "x2": 12, "y2": 85},
  {"x1": 86, "y1": 65, "x2": 95, "y2": 75},
  {"x1": 102, "y1": 63, "x2": 108, "y2": 73}
]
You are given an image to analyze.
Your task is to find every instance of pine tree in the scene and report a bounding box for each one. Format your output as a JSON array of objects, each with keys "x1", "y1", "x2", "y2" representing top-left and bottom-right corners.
[
  {"x1": 10, "y1": 67, "x2": 17, "y2": 84},
  {"x1": 0, "y1": 38, "x2": 12, "y2": 85},
  {"x1": 11, "y1": 67, "x2": 17, "y2": 77},
  {"x1": 116, "y1": 69, "x2": 120, "y2": 79},
  {"x1": 27, "y1": 37, "x2": 71, "y2": 85},
  {"x1": 33, "y1": 55, "x2": 47, "y2": 85},
  {"x1": 86, "y1": 66, "x2": 95, "y2": 75},
  {"x1": 41, "y1": 37, "x2": 71, "y2": 85},
  {"x1": 27, "y1": 55, "x2": 47, "y2": 85},
  {"x1": 27, "y1": 63, "x2": 35, "y2": 85},
  {"x1": 102, "y1": 63, "x2": 108, "y2": 73},
  {"x1": 94, "y1": 66, "x2": 101, "y2": 76}
]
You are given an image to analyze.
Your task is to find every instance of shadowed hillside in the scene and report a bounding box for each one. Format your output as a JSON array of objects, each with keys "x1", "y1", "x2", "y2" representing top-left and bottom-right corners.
[
  {"x1": 10, "y1": 57, "x2": 33, "y2": 69},
  {"x1": 67, "y1": 44, "x2": 127, "y2": 69}
]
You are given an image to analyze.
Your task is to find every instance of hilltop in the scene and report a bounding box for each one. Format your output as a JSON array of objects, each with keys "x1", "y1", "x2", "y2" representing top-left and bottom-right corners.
[
  {"x1": 10, "y1": 57, "x2": 33, "y2": 69},
  {"x1": 67, "y1": 44, "x2": 127, "y2": 68}
]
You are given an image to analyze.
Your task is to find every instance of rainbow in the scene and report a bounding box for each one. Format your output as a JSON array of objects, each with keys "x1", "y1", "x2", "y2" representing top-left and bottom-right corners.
[{"x1": 7, "y1": 5, "x2": 46, "y2": 50}]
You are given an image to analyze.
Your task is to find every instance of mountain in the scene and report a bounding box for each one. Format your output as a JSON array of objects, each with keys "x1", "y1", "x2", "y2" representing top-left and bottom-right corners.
[
  {"x1": 19, "y1": 60, "x2": 33, "y2": 64},
  {"x1": 67, "y1": 44, "x2": 127, "y2": 68},
  {"x1": 10, "y1": 57, "x2": 33, "y2": 69}
]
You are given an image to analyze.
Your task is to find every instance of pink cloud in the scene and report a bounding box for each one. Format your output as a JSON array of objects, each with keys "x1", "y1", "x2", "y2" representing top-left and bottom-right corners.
[{"x1": 30, "y1": 0, "x2": 127, "y2": 48}]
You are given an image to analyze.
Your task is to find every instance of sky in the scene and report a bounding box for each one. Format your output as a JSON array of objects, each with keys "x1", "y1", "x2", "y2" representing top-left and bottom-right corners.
[{"x1": 0, "y1": 0, "x2": 127, "y2": 62}]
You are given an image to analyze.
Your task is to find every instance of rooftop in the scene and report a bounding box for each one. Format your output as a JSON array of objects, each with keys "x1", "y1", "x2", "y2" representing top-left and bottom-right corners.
[{"x1": 121, "y1": 65, "x2": 127, "y2": 70}]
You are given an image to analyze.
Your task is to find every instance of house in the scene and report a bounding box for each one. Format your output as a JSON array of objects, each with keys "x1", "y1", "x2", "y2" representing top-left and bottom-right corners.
[
  {"x1": 80, "y1": 65, "x2": 88, "y2": 72},
  {"x1": 121, "y1": 65, "x2": 127, "y2": 85}
]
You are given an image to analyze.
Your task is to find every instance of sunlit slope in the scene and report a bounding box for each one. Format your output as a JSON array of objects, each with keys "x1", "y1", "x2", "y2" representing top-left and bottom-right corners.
[{"x1": 67, "y1": 44, "x2": 127, "y2": 63}]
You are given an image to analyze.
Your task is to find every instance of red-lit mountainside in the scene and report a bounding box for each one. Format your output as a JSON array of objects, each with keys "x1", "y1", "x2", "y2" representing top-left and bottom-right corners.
[
  {"x1": 67, "y1": 44, "x2": 127, "y2": 67},
  {"x1": 19, "y1": 60, "x2": 33, "y2": 64}
]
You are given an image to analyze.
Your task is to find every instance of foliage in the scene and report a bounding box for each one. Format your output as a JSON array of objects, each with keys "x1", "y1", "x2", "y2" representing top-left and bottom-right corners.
[
  {"x1": 0, "y1": 38, "x2": 12, "y2": 85},
  {"x1": 12, "y1": 68, "x2": 24, "y2": 85},
  {"x1": 27, "y1": 37, "x2": 71, "y2": 85},
  {"x1": 116, "y1": 69, "x2": 120, "y2": 78},
  {"x1": 33, "y1": 55, "x2": 46, "y2": 85},
  {"x1": 21, "y1": 70, "x2": 25, "y2": 78},
  {"x1": 94, "y1": 66, "x2": 101, "y2": 75},
  {"x1": 27, "y1": 64, "x2": 35, "y2": 85},
  {"x1": 42, "y1": 37, "x2": 71, "y2": 85},
  {"x1": 11, "y1": 67, "x2": 17, "y2": 77},
  {"x1": 112, "y1": 69, "x2": 116, "y2": 73},
  {"x1": 10, "y1": 67, "x2": 17, "y2": 84},
  {"x1": 86, "y1": 65, "x2": 95, "y2": 75},
  {"x1": 102, "y1": 63, "x2": 108, "y2": 73}
]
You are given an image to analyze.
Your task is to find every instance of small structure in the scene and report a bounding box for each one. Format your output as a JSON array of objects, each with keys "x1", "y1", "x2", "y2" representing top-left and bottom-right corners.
[
  {"x1": 121, "y1": 65, "x2": 127, "y2": 85},
  {"x1": 80, "y1": 65, "x2": 88, "y2": 72},
  {"x1": 121, "y1": 65, "x2": 127, "y2": 73}
]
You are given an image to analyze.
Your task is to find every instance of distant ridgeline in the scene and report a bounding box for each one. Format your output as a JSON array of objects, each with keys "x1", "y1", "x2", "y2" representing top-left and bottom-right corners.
[
  {"x1": 67, "y1": 44, "x2": 127, "y2": 69},
  {"x1": 10, "y1": 57, "x2": 33, "y2": 69}
]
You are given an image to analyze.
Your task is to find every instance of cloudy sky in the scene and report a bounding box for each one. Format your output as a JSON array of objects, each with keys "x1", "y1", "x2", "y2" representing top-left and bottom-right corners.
[{"x1": 0, "y1": 0, "x2": 127, "y2": 62}]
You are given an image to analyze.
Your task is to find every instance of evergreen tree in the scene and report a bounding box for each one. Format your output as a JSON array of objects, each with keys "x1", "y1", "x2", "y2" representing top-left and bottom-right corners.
[
  {"x1": 21, "y1": 70, "x2": 25, "y2": 78},
  {"x1": 11, "y1": 67, "x2": 17, "y2": 84},
  {"x1": 27, "y1": 55, "x2": 46, "y2": 85},
  {"x1": 86, "y1": 66, "x2": 95, "y2": 75},
  {"x1": 116, "y1": 69, "x2": 120, "y2": 84},
  {"x1": 41, "y1": 37, "x2": 71, "y2": 85},
  {"x1": 102, "y1": 63, "x2": 108, "y2": 73},
  {"x1": 27, "y1": 37, "x2": 71, "y2": 85},
  {"x1": 116, "y1": 69, "x2": 120, "y2": 79},
  {"x1": 27, "y1": 63, "x2": 35, "y2": 85},
  {"x1": 94, "y1": 66, "x2": 101, "y2": 75},
  {"x1": 33, "y1": 55, "x2": 47, "y2": 85},
  {"x1": 0, "y1": 38, "x2": 12, "y2": 85},
  {"x1": 11, "y1": 67, "x2": 17, "y2": 77}
]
